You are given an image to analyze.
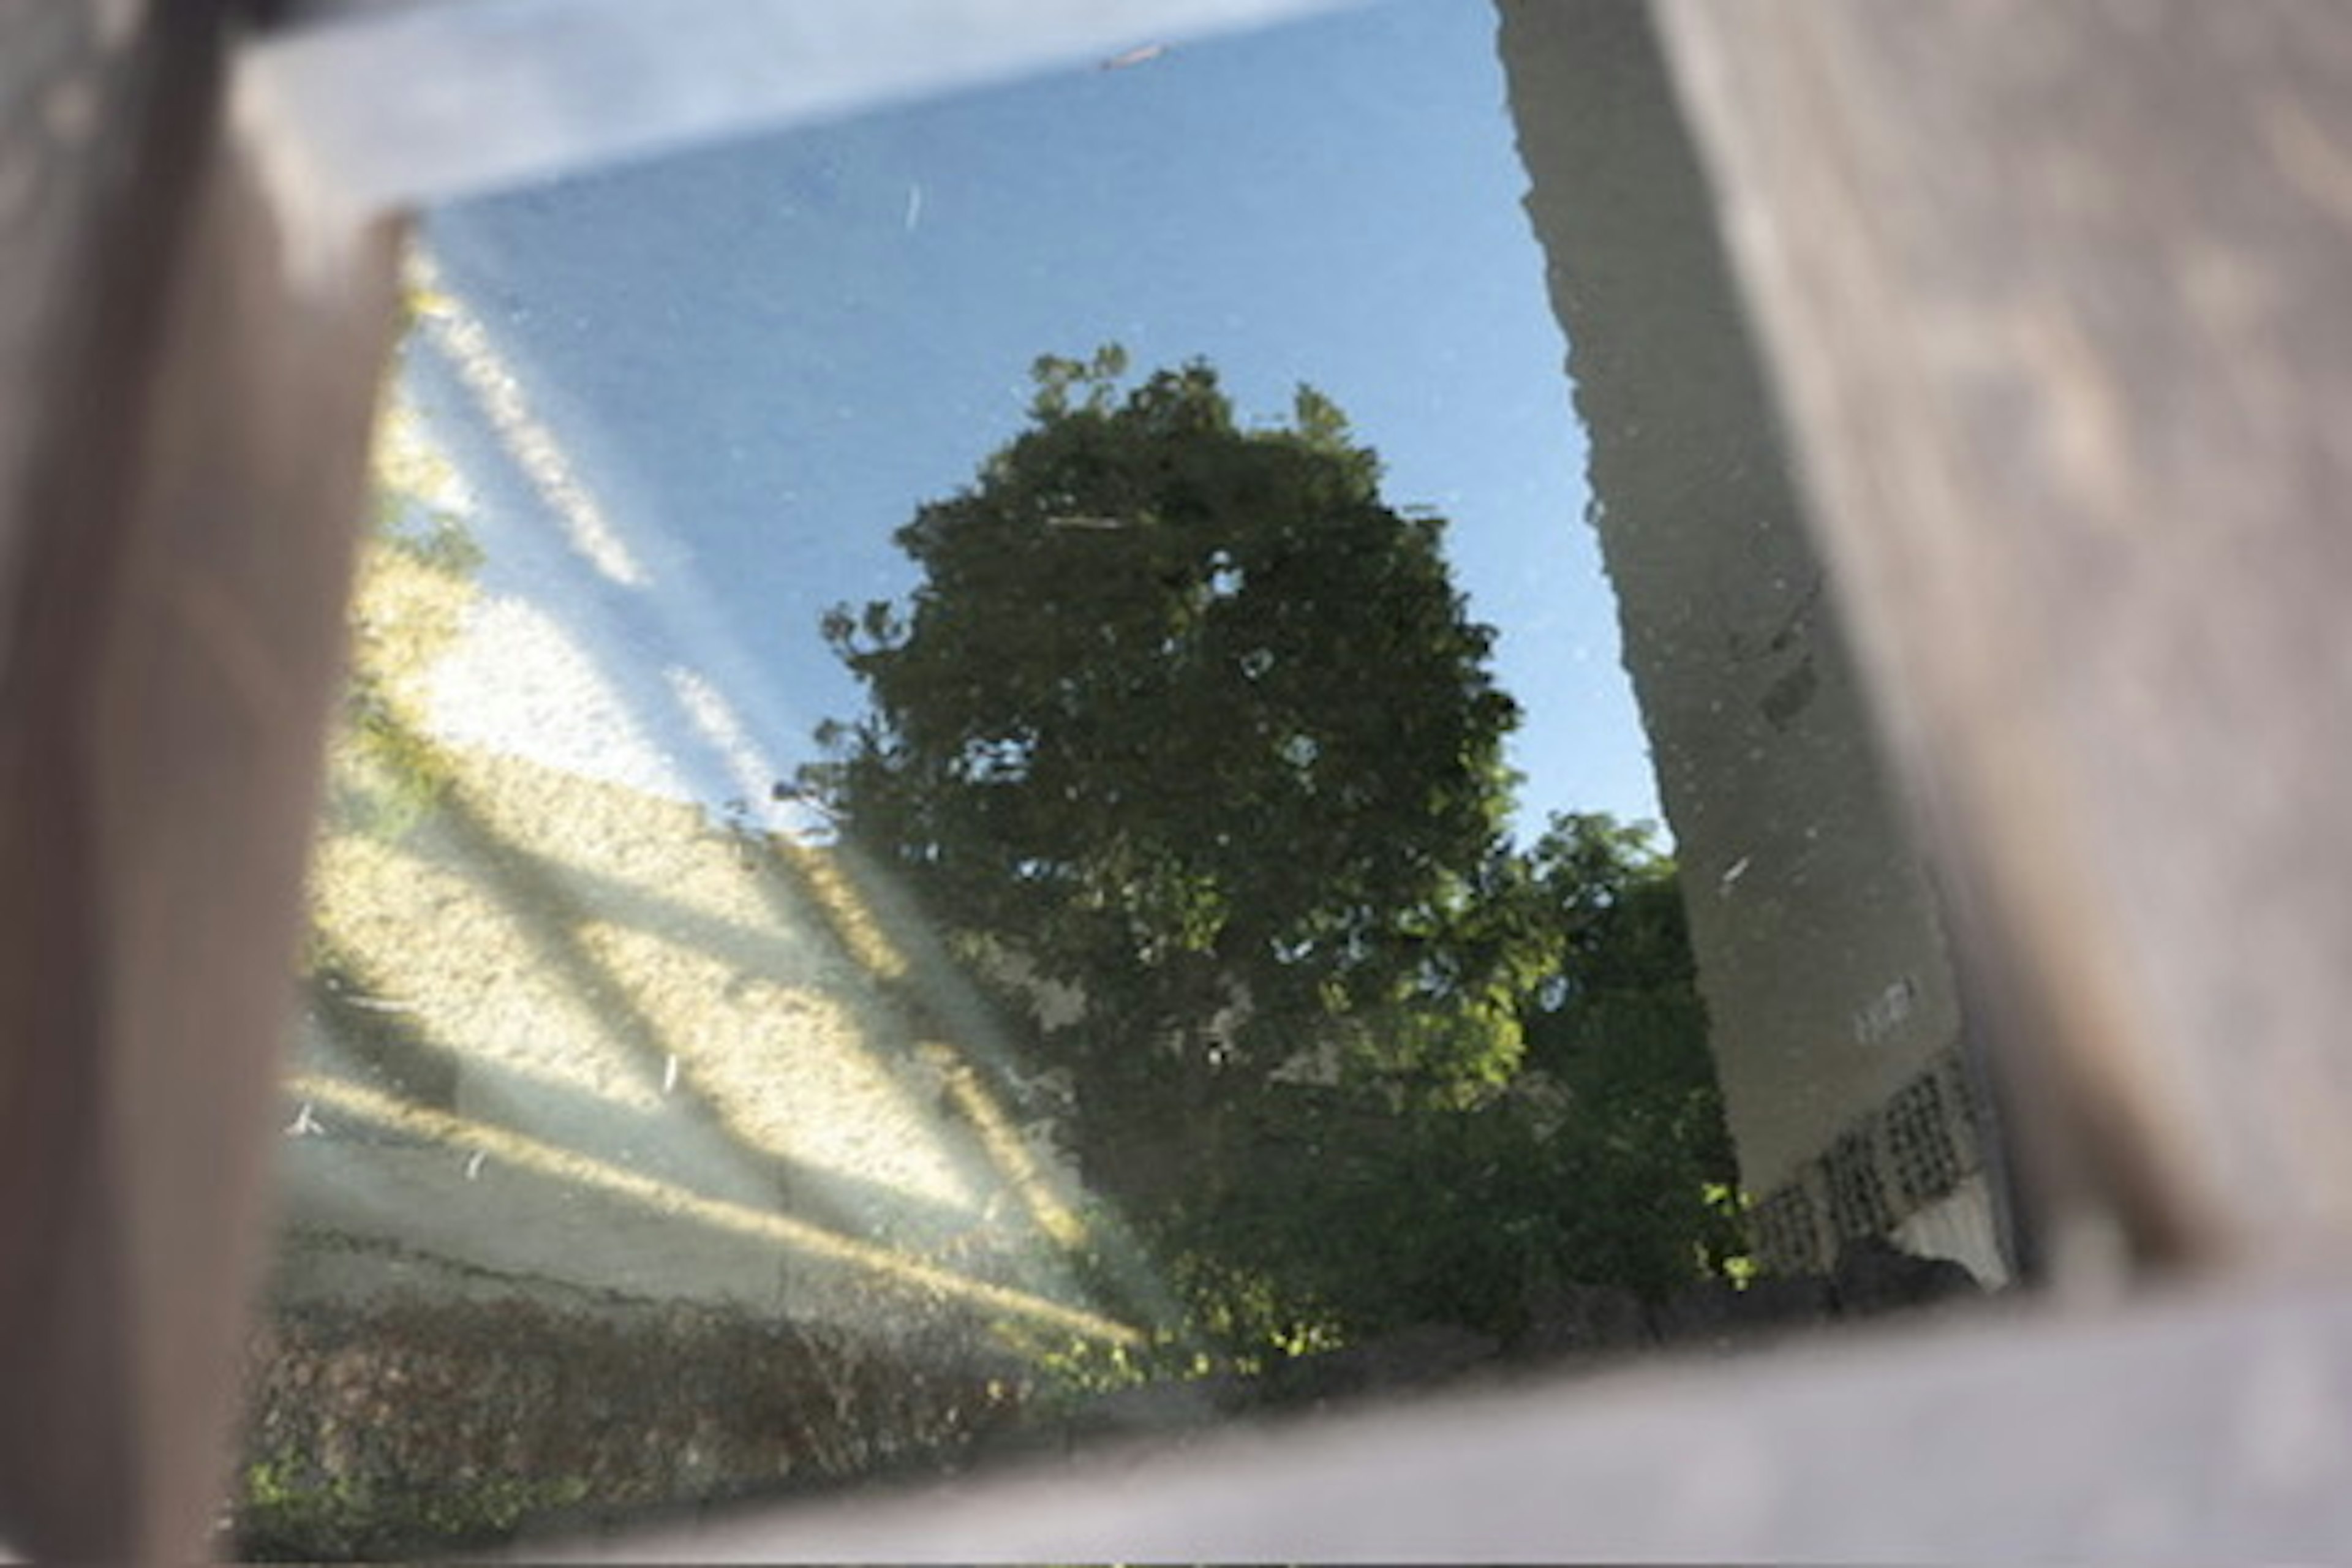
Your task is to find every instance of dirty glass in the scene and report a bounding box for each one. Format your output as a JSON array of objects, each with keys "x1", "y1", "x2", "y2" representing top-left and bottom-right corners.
[{"x1": 228, "y1": 1, "x2": 2012, "y2": 1555}]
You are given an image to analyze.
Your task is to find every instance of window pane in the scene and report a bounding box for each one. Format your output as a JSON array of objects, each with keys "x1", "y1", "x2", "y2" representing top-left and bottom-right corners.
[{"x1": 229, "y1": 2, "x2": 2010, "y2": 1555}]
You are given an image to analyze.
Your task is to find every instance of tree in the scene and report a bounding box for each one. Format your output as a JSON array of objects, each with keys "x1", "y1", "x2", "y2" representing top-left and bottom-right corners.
[
  {"x1": 802, "y1": 349, "x2": 1532, "y2": 1199},
  {"x1": 806, "y1": 353, "x2": 1747, "y2": 1359},
  {"x1": 1174, "y1": 813, "x2": 1743, "y2": 1340},
  {"x1": 1513, "y1": 813, "x2": 1743, "y2": 1296}
]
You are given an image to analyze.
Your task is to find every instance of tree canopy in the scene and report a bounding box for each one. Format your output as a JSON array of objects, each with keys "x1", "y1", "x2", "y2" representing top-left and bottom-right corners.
[{"x1": 805, "y1": 350, "x2": 1536, "y2": 1177}]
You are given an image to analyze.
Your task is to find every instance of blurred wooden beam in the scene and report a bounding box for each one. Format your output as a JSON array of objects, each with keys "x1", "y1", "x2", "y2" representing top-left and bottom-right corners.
[
  {"x1": 541, "y1": 1280, "x2": 2352, "y2": 1561},
  {"x1": 1651, "y1": 0, "x2": 2352, "y2": 1270},
  {"x1": 241, "y1": 0, "x2": 1368, "y2": 213},
  {"x1": 0, "y1": 5, "x2": 400, "y2": 1555}
]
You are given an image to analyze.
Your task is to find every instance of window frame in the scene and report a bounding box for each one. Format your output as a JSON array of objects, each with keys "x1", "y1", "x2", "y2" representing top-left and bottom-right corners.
[{"x1": 4, "y1": 1, "x2": 2348, "y2": 1556}]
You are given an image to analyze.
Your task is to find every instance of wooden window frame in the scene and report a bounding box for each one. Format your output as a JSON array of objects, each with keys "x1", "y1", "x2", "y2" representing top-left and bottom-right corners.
[{"x1": 3, "y1": 1, "x2": 2348, "y2": 1557}]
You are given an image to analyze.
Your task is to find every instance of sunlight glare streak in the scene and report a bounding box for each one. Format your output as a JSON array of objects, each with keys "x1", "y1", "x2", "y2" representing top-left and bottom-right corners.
[
  {"x1": 288, "y1": 1072, "x2": 1143, "y2": 1346},
  {"x1": 667, "y1": 665, "x2": 788, "y2": 821},
  {"x1": 921, "y1": 1040, "x2": 1088, "y2": 1250},
  {"x1": 771, "y1": 834, "x2": 914, "y2": 982},
  {"x1": 406, "y1": 247, "x2": 650, "y2": 587},
  {"x1": 576, "y1": 918, "x2": 980, "y2": 1213}
]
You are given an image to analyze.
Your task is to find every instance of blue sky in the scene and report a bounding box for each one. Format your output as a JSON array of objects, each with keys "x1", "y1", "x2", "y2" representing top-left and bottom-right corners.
[{"x1": 404, "y1": 0, "x2": 1662, "y2": 841}]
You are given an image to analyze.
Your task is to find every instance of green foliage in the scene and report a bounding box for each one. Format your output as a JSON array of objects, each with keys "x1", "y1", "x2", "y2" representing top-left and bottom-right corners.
[
  {"x1": 233, "y1": 1297, "x2": 1019, "y2": 1558},
  {"x1": 334, "y1": 679, "x2": 458, "y2": 839},
  {"x1": 371, "y1": 489, "x2": 485, "y2": 578},
  {"x1": 1164, "y1": 1016, "x2": 1738, "y2": 1343},
  {"x1": 998, "y1": 1245, "x2": 1345, "y2": 1406},
  {"x1": 1101, "y1": 813, "x2": 1743, "y2": 1344},
  {"x1": 1517, "y1": 813, "x2": 1743, "y2": 1288},
  {"x1": 323, "y1": 396, "x2": 483, "y2": 842},
  {"x1": 804, "y1": 349, "x2": 1530, "y2": 1197},
  {"x1": 236, "y1": 1450, "x2": 590, "y2": 1561}
]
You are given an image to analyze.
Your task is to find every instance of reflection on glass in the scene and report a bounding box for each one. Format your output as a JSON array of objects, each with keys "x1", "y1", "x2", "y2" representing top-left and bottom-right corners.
[{"x1": 225, "y1": 2, "x2": 2007, "y2": 1556}]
